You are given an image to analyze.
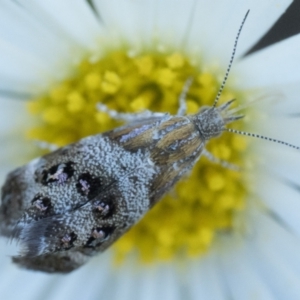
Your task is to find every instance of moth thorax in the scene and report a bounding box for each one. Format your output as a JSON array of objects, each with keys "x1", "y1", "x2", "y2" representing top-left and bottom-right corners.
[{"x1": 193, "y1": 107, "x2": 225, "y2": 140}]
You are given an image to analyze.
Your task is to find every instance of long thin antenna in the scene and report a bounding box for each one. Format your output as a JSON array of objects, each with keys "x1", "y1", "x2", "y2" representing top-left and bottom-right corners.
[
  {"x1": 213, "y1": 10, "x2": 250, "y2": 108},
  {"x1": 225, "y1": 128, "x2": 300, "y2": 150}
]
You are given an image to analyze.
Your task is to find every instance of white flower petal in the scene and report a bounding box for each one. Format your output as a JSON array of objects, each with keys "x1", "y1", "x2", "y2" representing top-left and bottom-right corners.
[
  {"x1": 0, "y1": 240, "x2": 47, "y2": 300},
  {"x1": 109, "y1": 261, "x2": 139, "y2": 300},
  {"x1": 0, "y1": 2, "x2": 71, "y2": 65},
  {"x1": 235, "y1": 34, "x2": 300, "y2": 88},
  {"x1": 135, "y1": 265, "x2": 158, "y2": 300},
  {"x1": 0, "y1": 97, "x2": 33, "y2": 183},
  {"x1": 44, "y1": 256, "x2": 110, "y2": 300},
  {"x1": 149, "y1": 0, "x2": 198, "y2": 49},
  {"x1": 252, "y1": 117, "x2": 300, "y2": 149},
  {"x1": 21, "y1": 0, "x2": 104, "y2": 50},
  {"x1": 185, "y1": 0, "x2": 292, "y2": 66},
  {"x1": 156, "y1": 265, "x2": 180, "y2": 300},
  {"x1": 258, "y1": 174, "x2": 300, "y2": 239},
  {"x1": 0, "y1": 97, "x2": 29, "y2": 135},
  {"x1": 248, "y1": 209, "x2": 300, "y2": 299},
  {"x1": 249, "y1": 82, "x2": 300, "y2": 117},
  {"x1": 135, "y1": 264, "x2": 180, "y2": 300},
  {"x1": 0, "y1": 138, "x2": 24, "y2": 185},
  {"x1": 93, "y1": 0, "x2": 156, "y2": 47},
  {"x1": 0, "y1": 38, "x2": 52, "y2": 90},
  {"x1": 218, "y1": 241, "x2": 274, "y2": 300},
  {"x1": 188, "y1": 254, "x2": 227, "y2": 300},
  {"x1": 0, "y1": 1, "x2": 88, "y2": 88},
  {"x1": 254, "y1": 143, "x2": 300, "y2": 185}
]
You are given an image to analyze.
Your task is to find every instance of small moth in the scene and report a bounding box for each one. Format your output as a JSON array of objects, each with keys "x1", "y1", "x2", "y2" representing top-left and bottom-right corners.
[{"x1": 0, "y1": 11, "x2": 299, "y2": 273}]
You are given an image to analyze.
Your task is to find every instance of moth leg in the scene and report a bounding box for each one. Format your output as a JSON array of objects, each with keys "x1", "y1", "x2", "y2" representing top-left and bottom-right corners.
[
  {"x1": 97, "y1": 103, "x2": 165, "y2": 122},
  {"x1": 202, "y1": 149, "x2": 241, "y2": 171},
  {"x1": 33, "y1": 140, "x2": 59, "y2": 151},
  {"x1": 176, "y1": 77, "x2": 193, "y2": 116}
]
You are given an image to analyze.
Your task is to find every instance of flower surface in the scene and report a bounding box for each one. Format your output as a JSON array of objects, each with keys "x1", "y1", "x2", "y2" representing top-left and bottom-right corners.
[{"x1": 1, "y1": 0, "x2": 300, "y2": 299}]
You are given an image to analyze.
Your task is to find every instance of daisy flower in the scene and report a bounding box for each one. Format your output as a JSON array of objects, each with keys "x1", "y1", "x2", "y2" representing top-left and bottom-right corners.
[{"x1": 1, "y1": 0, "x2": 300, "y2": 299}]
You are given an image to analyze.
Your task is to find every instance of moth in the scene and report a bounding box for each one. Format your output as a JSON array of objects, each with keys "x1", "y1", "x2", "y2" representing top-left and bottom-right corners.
[{"x1": 0, "y1": 11, "x2": 298, "y2": 273}]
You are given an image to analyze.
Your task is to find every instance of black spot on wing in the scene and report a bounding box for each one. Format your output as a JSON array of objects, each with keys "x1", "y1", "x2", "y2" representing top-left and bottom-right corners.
[
  {"x1": 84, "y1": 226, "x2": 115, "y2": 248},
  {"x1": 41, "y1": 162, "x2": 74, "y2": 185},
  {"x1": 76, "y1": 172, "x2": 104, "y2": 199},
  {"x1": 31, "y1": 194, "x2": 52, "y2": 212}
]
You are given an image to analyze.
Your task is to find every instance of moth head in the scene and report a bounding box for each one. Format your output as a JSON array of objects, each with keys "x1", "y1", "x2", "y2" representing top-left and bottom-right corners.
[{"x1": 193, "y1": 100, "x2": 243, "y2": 140}]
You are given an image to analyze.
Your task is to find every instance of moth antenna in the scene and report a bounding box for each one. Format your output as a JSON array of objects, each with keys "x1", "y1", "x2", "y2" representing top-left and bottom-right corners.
[
  {"x1": 225, "y1": 128, "x2": 300, "y2": 150},
  {"x1": 177, "y1": 76, "x2": 194, "y2": 116},
  {"x1": 213, "y1": 10, "x2": 250, "y2": 108}
]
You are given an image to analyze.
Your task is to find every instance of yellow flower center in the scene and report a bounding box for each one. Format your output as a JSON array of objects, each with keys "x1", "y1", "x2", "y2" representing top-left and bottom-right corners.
[{"x1": 26, "y1": 48, "x2": 249, "y2": 263}]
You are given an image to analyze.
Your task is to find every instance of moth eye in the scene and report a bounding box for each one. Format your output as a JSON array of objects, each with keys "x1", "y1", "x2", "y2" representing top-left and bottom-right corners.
[
  {"x1": 84, "y1": 227, "x2": 114, "y2": 248},
  {"x1": 31, "y1": 195, "x2": 51, "y2": 212},
  {"x1": 60, "y1": 232, "x2": 77, "y2": 250},
  {"x1": 76, "y1": 173, "x2": 102, "y2": 198},
  {"x1": 41, "y1": 162, "x2": 74, "y2": 185}
]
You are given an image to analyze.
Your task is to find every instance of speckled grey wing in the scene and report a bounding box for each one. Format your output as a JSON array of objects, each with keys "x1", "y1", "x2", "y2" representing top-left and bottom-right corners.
[
  {"x1": 10, "y1": 176, "x2": 145, "y2": 273},
  {"x1": 0, "y1": 132, "x2": 156, "y2": 272},
  {"x1": 17, "y1": 169, "x2": 150, "y2": 257},
  {"x1": 1, "y1": 111, "x2": 204, "y2": 273}
]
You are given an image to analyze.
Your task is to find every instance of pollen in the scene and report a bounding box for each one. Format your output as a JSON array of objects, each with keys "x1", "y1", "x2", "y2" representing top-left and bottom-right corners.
[{"x1": 26, "y1": 47, "x2": 249, "y2": 263}]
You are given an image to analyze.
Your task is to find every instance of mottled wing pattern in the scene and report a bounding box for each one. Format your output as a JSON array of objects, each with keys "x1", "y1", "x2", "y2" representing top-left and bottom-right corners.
[
  {"x1": 0, "y1": 132, "x2": 156, "y2": 272},
  {"x1": 1, "y1": 112, "x2": 208, "y2": 273}
]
